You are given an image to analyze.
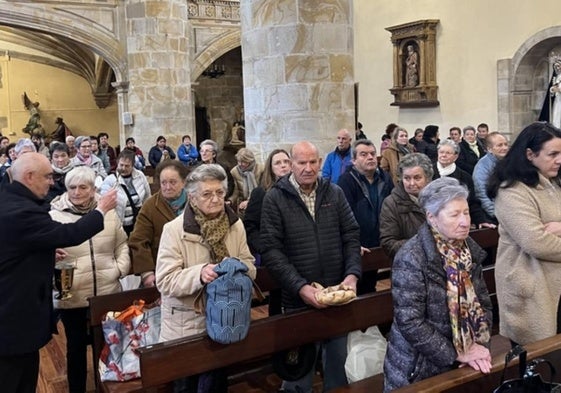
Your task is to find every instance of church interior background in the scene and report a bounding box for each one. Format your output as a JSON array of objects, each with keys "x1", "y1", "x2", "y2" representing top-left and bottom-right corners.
[{"x1": 0, "y1": 0, "x2": 561, "y2": 161}]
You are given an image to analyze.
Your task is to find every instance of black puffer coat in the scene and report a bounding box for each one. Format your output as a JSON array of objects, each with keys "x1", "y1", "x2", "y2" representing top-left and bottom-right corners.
[
  {"x1": 383, "y1": 223, "x2": 492, "y2": 392},
  {"x1": 260, "y1": 175, "x2": 361, "y2": 309}
]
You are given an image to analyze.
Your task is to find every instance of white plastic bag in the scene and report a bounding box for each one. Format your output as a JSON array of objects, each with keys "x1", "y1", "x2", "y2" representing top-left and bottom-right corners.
[{"x1": 345, "y1": 325, "x2": 387, "y2": 383}]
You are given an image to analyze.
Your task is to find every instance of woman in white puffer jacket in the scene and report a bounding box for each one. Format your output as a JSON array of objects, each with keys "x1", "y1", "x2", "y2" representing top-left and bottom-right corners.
[{"x1": 49, "y1": 166, "x2": 130, "y2": 393}]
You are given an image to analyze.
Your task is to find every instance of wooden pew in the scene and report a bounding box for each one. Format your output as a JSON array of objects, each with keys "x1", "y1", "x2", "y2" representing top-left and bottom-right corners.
[
  {"x1": 136, "y1": 290, "x2": 395, "y2": 391},
  {"x1": 391, "y1": 333, "x2": 561, "y2": 393},
  {"x1": 90, "y1": 227, "x2": 499, "y2": 392}
]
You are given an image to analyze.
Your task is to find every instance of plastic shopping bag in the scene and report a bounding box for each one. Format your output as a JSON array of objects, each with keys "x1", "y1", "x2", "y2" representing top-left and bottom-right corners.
[{"x1": 345, "y1": 325, "x2": 387, "y2": 383}]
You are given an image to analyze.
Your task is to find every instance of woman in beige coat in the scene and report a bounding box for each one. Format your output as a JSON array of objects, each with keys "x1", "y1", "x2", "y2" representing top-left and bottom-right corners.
[
  {"x1": 157, "y1": 164, "x2": 255, "y2": 392},
  {"x1": 380, "y1": 127, "x2": 414, "y2": 185},
  {"x1": 50, "y1": 166, "x2": 130, "y2": 393},
  {"x1": 489, "y1": 122, "x2": 561, "y2": 346}
]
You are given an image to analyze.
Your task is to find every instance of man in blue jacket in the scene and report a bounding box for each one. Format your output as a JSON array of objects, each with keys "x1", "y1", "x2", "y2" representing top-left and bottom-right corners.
[
  {"x1": 261, "y1": 141, "x2": 361, "y2": 393},
  {"x1": 177, "y1": 134, "x2": 199, "y2": 166},
  {"x1": 0, "y1": 153, "x2": 117, "y2": 393},
  {"x1": 321, "y1": 128, "x2": 353, "y2": 184}
]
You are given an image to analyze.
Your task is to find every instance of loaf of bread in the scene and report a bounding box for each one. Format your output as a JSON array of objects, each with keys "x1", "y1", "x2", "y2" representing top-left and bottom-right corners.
[{"x1": 311, "y1": 282, "x2": 357, "y2": 305}]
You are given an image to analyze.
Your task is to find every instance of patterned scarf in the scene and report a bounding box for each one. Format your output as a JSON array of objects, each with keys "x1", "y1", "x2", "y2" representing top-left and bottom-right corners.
[
  {"x1": 431, "y1": 227, "x2": 490, "y2": 354},
  {"x1": 190, "y1": 200, "x2": 230, "y2": 262},
  {"x1": 236, "y1": 162, "x2": 258, "y2": 200}
]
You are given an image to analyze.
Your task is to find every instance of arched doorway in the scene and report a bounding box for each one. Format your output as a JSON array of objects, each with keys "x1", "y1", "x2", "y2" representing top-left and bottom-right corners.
[{"x1": 500, "y1": 26, "x2": 561, "y2": 137}]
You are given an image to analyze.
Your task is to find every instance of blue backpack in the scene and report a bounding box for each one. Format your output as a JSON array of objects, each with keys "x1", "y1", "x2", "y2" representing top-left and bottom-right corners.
[{"x1": 205, "y1": 258, "x2": 253, "y2": 344}]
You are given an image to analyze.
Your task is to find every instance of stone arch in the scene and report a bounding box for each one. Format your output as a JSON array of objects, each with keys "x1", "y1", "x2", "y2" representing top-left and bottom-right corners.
[
  {"x1": 0, "y1": 4, "x2": 126, "y2": 82},
  {"x1": 191, "y1": 30, "x2": 241, "y2": 81},
  {"x1": 500, "y1": 26, "x2": 561, "y2": 136}
]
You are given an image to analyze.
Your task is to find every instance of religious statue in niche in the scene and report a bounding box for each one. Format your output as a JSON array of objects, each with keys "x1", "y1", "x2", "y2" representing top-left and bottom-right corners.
[
  {"x1": 405, "y1": 43, "x2": 419, "y2": 87},
  {"x1": 22, "y1": 91, "x2": 44, "y2": 137},
  {"x1": 386, "y1": 19, "x2": 439, "y2": 108},
  {"x1": 229, "y1": 121, "x2": 245, "y2": 146}
]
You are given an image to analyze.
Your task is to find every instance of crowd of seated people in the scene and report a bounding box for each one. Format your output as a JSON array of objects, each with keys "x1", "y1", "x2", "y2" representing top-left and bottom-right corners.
[{"x1": 12, "y1": 119, "x2": 561, "y2": 393}]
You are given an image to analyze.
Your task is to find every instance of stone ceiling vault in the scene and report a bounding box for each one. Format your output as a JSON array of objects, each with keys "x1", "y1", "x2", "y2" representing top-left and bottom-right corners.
[{"x1": 0, "y1": 26, "x2": 115, "y2": 108}]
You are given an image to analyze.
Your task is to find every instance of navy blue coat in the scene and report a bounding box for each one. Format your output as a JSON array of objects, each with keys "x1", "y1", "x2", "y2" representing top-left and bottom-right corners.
[
  {"x1": 337, "y1": 166, "x2": 393, "y2": 248},
  {"x1": 260, "y1": 175, "x2": 361, "y2": 309},
  {"x1": 0, "y1": 181, "x2": 104, "y2": 356}
]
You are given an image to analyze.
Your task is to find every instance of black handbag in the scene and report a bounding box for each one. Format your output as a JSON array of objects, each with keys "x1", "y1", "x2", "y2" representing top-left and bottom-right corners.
[{"x1": 494, "y1": 345, "x2": 561, "y2": 393}]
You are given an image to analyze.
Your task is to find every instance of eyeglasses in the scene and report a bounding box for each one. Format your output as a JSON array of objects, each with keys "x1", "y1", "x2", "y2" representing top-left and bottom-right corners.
[
  {"x1": 200, "y1": 149, "x2": 215, "y2": 154},
  {"x1": 80, "y1": 145, "x2": 91, "y2": 149},
  {"x1": 198, "y1": 189, "x2": 226, "y2": 200}
]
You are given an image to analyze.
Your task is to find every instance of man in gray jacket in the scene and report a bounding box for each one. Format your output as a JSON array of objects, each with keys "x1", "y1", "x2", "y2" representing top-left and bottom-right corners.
[{"x1": 261, "y1": 140, "x2": 361, "y2": 393}]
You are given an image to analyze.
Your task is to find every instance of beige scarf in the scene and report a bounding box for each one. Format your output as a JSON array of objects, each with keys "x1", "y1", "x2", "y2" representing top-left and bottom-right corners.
[{"x1": 190, "y1": 200, "x2": 230, "y2": 262}]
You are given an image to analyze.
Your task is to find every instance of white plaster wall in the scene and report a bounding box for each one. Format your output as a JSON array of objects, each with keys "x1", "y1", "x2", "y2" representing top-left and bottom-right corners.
[{"x1": 355, "y1": 0, "x2": 561, "y2": 143}]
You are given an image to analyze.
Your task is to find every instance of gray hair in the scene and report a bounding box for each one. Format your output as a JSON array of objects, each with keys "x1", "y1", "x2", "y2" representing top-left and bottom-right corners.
[
  {"x1": 418, "y1": 177, "x2": 469, "y2": 216},
  {"x1": 351, "y1": 139, "x2": 376, "y2": 159},
  {"x1": 186, "y1": 164, "x2": 227, "y2": 195},
  {"x1": 398, "y1": 153, "x2": 434, "y2": 179},
  {"x1": 74, "y1": 136, "x2": 90, "y2": 149},
  {"x1": 199, "y1": 139, "x2": 218, "y2": 153},
  {"x1": 15, "y1": 138, "x2": 37, "y2": 156},
  {"x1": 437, "y1": 139, "x2": 460, "y2": 154},
  {"x1": 65, "y1": 166, "x2": 96, "y2": 188},
  {"x1": 462, "y1": 125, "x2": 476, "y2": 135}
]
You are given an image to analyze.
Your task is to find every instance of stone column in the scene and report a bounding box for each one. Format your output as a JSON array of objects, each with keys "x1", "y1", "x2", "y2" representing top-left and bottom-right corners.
[
  {"x1": 125, "y1": 0, "x2": 193, "y2": 153},
  {"x1": 240, "y1": 0, "x2": 355, "y2": 161}
]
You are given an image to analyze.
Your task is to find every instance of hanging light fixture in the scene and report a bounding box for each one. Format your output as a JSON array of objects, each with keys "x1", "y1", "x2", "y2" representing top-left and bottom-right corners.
[{"x1": 202, "y1": 62, "x2": 225, "y2": 78}]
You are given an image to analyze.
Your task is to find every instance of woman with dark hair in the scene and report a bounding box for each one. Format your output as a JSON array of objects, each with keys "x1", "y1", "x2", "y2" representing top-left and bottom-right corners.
[
  {"x1": 380, "y1": 123, "x2": 398, "y2": 154},
  {"x1": 488, "y1": 121, "x2": 561, "y2": 346},
  {"x1": 125, "y1": 137, "x2": 146, "y2": 171},
  {"x1": 416, "y1": 124, "x2": 440, "y2": 163},
  {"x1": 47, "y1": 142, "x2": 74, "y2": 202},
  {"x1": 243, "y1": 149, "x2": 291, "y2": 255},
  {"x1": 148, "y1": 135, "x2": 176, "y2": 168},
  {"x1": 129, "y1": 160, "x2": 189, "y2": 287}
]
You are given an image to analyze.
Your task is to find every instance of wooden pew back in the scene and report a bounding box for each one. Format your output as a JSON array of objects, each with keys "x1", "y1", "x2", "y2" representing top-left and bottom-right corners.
[
  {"x1": 393, "y1": 334, "x2": 561, "y2": 393},
  {"x1": 137, "y1": 290, "x2": 394, "y2": 389}
]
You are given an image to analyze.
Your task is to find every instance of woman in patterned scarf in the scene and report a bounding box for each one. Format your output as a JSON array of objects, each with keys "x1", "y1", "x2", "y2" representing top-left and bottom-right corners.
[
  {"x1": 229, "y1": 147, "x2": 263, "y2": 215},
  {"x1": 383, "y1": 177, "x2": 492, "y2": 392},
  {"x1": 156, "y1": 163, "x2": 256, "y2": 393}
]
